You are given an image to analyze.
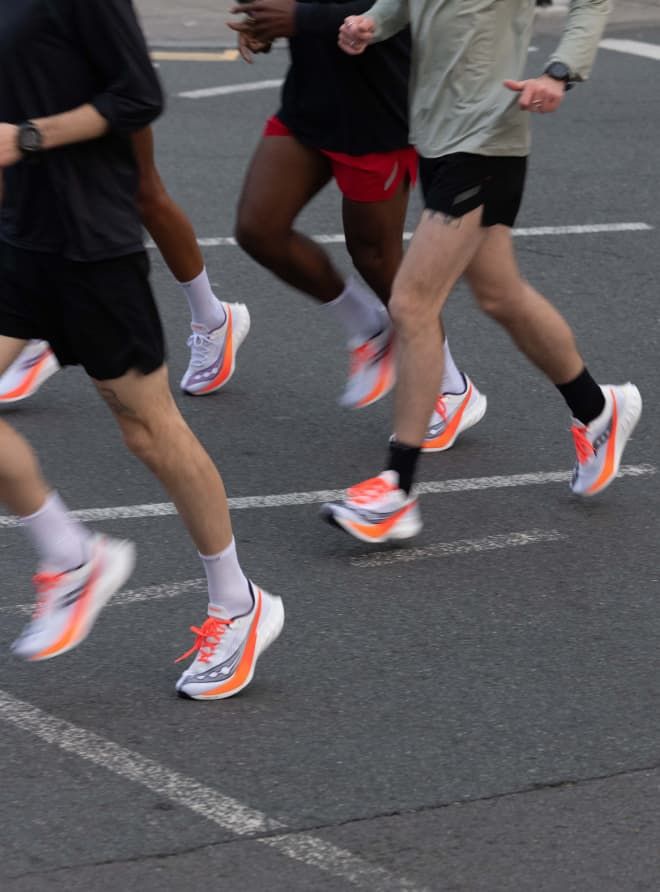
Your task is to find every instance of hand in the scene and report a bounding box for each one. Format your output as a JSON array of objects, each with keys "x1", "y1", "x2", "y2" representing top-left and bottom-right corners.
[
  {"x1": 503, "y1": 74, "x2": 565, "y2": 113},
  {"x1": 0, "y1": 124, "x2": 20, "y2": 167},
  {"x1": 338, "y1": 15, "x2": 375, "y2": 55},
  {"x1": 237, "y1": 30, "x2": 273, "y2": 62},
  {"x1": 228, "y1": 0, "x2": 295, "y2": 42}
]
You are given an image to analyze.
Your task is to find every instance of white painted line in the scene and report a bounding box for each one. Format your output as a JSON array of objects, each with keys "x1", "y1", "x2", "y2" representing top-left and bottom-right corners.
[
  {"x1": 0, "y1": 578, "x2": 208, "y2": 617},
  {"x1": 0, "y1": 690, "x2": 427, "y2": 892},
  {"x1": 179, "y1": 78, "x2": 283, "y2": 99},
  {"x1": 147, "y1": 222, "x2": 652, "y2": 250},
  {"x1": 351, "y1": 529, "x2": 566, "y2": 569},
  {"x1": 0, "y1": 464, "x2": 654, "y2": 529},
  {"x1": 0, "y1": 528, "x2": 568, "y2": 613},
  {"x1": 599, "y1": 39, "x2": 660, "y2": 62}
]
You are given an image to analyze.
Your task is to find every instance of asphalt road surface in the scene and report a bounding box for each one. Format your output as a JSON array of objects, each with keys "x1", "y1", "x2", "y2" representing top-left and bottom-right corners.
[{"x1": 2, "y1": 8, "x2": 660, "y2": 892}]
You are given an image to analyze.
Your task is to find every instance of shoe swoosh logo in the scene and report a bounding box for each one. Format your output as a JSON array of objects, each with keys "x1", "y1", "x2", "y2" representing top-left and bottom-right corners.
[
  {"x1": 355, "y1": 337, "x2": 395, "y2": 409},
  {"x1": 33, "y1": 547, "x2": 103, "y2": 660},
  {"x1": 198, "y1": 306, "x2": 233, "y2": 394},
  {"x1": 587, "y1": 388, "x2": 618, "y2": 494},
  {"x1": 347, "y1": 500, "x2": 416, "y2": 540},
  {"x1": 425, "y1": 383, "x2": 472, "y2": 446},
  {"x1": 198, "y1": 589, "x2": 263, "y2": 697}
]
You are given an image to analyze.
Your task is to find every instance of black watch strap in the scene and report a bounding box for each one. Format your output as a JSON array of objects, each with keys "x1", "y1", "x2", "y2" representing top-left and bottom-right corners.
[{"x1": 17, "y1": 121, "x2": 43, "y2": 159}]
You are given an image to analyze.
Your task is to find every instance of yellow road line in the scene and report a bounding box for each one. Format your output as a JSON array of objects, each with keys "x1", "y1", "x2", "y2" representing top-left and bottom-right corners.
[{"x1": 151, "y1": 50, "x2": 239, "y2": 62}]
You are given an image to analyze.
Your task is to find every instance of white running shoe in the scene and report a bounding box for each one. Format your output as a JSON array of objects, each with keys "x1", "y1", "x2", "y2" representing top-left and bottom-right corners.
[
  {"x1": 321, "y1": 470, "x2": 422, "y2": 543},
  {"x1": 11, "y1": 535, "x2": 136, "y2": 661},
  {"x1": 180, "y1": 302, "x2": 250, "y2": 396},
  {"x1": 175, "y1": 583, "x2": 284, "y2": 700},
  {"x1": 339, "y1": 324, "x2": 396, "y2": 409},
  {"x1": 0, "y1": 340, "x2": 59, "y2": 404},
  {"x1": 422, "y1": 375, "x2": 487, "y2": 452},
  {"x1": 570, "y1": 383, "x2": 642, "y2": 496}
]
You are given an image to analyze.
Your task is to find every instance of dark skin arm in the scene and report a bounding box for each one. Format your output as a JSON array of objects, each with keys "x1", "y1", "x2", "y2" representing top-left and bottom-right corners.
[{"x1": 228, "y1": 0, "x2": 371, "y2": 44}]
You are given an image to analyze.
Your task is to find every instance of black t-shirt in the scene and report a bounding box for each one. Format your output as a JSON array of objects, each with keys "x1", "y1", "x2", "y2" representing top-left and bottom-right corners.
[
  {"x1": 0, "y1": 0, "x2": 163, "y2": 261},
  {"x1": 278, "y1": 0, "x2": 410, "y2": 156}
]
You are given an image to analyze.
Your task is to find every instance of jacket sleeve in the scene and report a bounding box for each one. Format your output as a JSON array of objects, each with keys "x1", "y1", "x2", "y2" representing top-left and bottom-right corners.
[
  {"x1": 366, "y1": 0, "x2": 409, "y2": 42},
  {"x1": 547, "y1": 0, "x2": 610, "y2": 81},
  {"x1": 295, "y1": 0, "x2": 375, "y2": 36},
  {"x1": 71, "y1": 0, "x2": 164, "y2": 132}
]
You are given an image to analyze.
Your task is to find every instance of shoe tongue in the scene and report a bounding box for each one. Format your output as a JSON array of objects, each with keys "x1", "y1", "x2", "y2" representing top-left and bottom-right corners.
[
  {"x1": 190, "y1": 323, "x2": 208, "y2": 334},
  {"x1": 379, "y1": 469, "x2": 400, "y2": 488}
]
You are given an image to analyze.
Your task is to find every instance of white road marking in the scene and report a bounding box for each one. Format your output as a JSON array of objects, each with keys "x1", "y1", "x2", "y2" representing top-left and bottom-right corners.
[
  {"x1": 0, "y1": 578, "x2": 208, "y2": 617},
  {"x1": 1, "y1": 528, "x2": 570, "y2": 614},
  {"x1": 147, "y1": 221, "x2": 652, "y2": 249},
  {"x1": 599, "y1": 39, "x2": 660, "y2": 62},
  {"x1": 0, "y1": 690, "x2": 427, "y2": 892},
  {"x1": 0, "y1": 464, "x2": 654, "y2": 530},
  {"x1": 179, "y1": 79, "x2": 283, "y2": 99},
  {"x1": 351, "y1": 529, "x2": 566, "y2": 569}
]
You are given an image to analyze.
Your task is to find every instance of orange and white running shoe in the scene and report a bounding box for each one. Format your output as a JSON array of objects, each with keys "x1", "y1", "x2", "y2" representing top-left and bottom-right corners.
[
  {"x1": 0, "y1": 340, "x2": 59, "y2": 405},
  {"x1": 175, "y1": 583, "x2": 284, "y2": 700},
  {"x1": 321, "y1": 470, "x2": 422, "y2": 543},
  {"x1": 11, "y1": 535, "x2": 136, "y2": 661},
  {"x1": 180, "y1": 302, "x2": 250, "y2": 396},
  {"x1": 422, "y1": 375, "x2": 487, "y2": 452},
  {"x1": 570, "y1": 383, "x2": 642, "y2": 496},
  {"x1": 340, "y1": 324, "x2": 396, "y2": 409}
]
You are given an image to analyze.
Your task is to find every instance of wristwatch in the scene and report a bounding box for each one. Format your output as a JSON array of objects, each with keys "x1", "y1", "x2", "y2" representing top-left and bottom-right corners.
[
  {"x1": 17, "y1": 121, "x2": 43, "y2": 159},
  {"x1": 544, "y1": 61, "x2": 574, "y2": 90}
]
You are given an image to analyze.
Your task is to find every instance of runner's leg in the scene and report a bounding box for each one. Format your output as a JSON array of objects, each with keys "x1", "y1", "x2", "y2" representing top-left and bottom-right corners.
[{"x1": 235, "y1": 134, "x2": 341, "y2": 301}]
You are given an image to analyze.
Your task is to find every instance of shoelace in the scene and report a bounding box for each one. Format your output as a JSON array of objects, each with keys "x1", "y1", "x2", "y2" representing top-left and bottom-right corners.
[
  {"x1": 348, "y1": 475, "x2": 395, "y2": 505},
  {"x1": 349, "y1": 340, "x2": 377, "y2": 375},
  {"x1": 433, "y1": 395, "x2": 448, "y2": 422},
  {"x1": 571, "y1": 424, "x2": 595, "y2": 464},
  {"x1": 186, "y1": 330, "x2": 215, "y2": 368},
  {"x1": 31, "y1": 571, "x2": 64, "y2": 619},
  {"x1": 175, "y1": 616, "x2": 231, "y2": 665}
]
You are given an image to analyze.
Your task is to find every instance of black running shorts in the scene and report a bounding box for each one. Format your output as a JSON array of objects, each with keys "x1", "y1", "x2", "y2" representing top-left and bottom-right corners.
[
  {"x1": 418, "y1": 153, "x2": 528, "y2": 227},
  {"x1": 0, "y1": 244, "x2": 165, "y2": 380}
]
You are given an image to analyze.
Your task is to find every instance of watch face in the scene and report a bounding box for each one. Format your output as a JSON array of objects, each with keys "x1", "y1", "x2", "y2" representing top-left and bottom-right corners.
[
  {"x1": 20, "y1": 124, "x2": 42, "y2": 153},
  {"x1": 546, "y1": 62, "x2": 570, "y2": 81}
]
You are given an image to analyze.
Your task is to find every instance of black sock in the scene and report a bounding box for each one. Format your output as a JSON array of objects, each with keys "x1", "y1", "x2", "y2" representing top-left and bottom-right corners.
[
  {"x1": 556, "y1": 367, "x2": 605, "y2": 425},
  {"x1": 386, "y1": 439, "x2": 421, "y2": 494}
]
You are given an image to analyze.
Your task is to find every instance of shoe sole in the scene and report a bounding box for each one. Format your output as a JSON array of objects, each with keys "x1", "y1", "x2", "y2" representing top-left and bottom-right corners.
[
  {"x1": 24, "y1": 538, "x2": 136, "y2": 662},
  {"x1": 178, "y1": 591, "x2": 285, "y2": 701},
  {"x1": 422, "y1": 393, "x2": 488, "y2": 453},
  {"x1": 182, "y1": 303, "x2": 251, "y2": 396},
  {"x1": 574, "y1": 384, "x2": 643, "y2": 497},
  {"x1": 321, "y1": 502, "x2": 423, "y2": 544},
  {"x1": 0, "y1": 350, "x2": 60, "y2": 405}
]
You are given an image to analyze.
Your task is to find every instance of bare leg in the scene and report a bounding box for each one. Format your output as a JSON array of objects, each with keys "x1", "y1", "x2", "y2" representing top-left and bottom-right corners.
[
  {"x1": 94, "y1": 365, "x2": 232, "y2": 554},
  {"x1": 132, "y1": 128, "x2": 205, "y2": 283},
  {"x1": 390, "y1": 208, "x2": 486, "y2": 445},
  {"x1": 465, "y1": 226, "x2": 583, "y2": 384},
  {"x1": 341, "y1": 179, "x2": 409, "y2": 303},
  {"x1": 235, "y1": 135, "x2": 344, "y2": 302}
]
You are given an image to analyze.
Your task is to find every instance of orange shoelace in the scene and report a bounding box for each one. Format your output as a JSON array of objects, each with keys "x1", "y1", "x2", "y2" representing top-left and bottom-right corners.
[
  {"x1": 31, "y1": 571, "x2": 64, "y2": 618},
  {"x1": 175, "y1": 616, "x2": 231, "y2": 664},
  {"x1": 349, "y1": 340, "x2": 377, "y2": 375},
  {"x1": 571, "y1": 424, "x2": 595, "y2": 465},
  {"x1": 348, "y1": 475, "x2": 395, "y2": 505},
  {"x1": 433, "y1": 395, "x2": 448, "y2": 422}
]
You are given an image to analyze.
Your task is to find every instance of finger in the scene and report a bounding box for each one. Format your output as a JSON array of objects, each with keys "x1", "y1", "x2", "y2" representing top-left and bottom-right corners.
[
  {"x1": 518, "y1": 83, "x2": 538, "y2": 110},
  {"x1": 503, "y1": 79, "x2": 525, "y2": 92}
]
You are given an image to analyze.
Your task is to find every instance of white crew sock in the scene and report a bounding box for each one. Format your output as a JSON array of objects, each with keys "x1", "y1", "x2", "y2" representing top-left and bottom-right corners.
[
  {"x1": 200, "y1": 538, "x2": 253, "y2": 620},
  {"x1": 179, "y1": 267, "x2": 226, "y2": 331},
  {"x1": 21, "y1": 492, "x2": 92, "y2": 573},
  {"x1": 441, "y1": 338, "x2": 466, "y2": 394},
  {"x1": 325, "y1": 276, "x2": 390, "y2": 345}
]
